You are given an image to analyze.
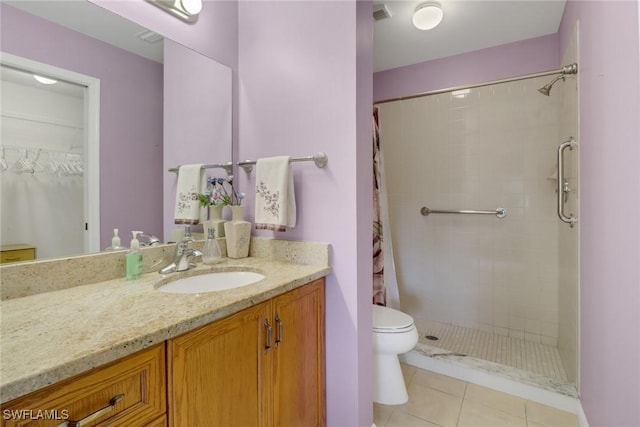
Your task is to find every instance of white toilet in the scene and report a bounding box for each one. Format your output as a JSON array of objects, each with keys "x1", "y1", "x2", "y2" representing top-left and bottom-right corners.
[{"x1": 372, "y1": 304, "x2": 419, "y2": 405}]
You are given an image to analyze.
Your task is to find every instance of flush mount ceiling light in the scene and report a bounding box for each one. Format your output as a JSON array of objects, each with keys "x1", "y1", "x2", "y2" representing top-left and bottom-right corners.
[
  {"x1": 33, "y1": 75, "x2": 57, "y2": 85},
  {"x1": 146, "y1": 0, "x2": 203, "y2": 22},
  {"x1": 412, "y1": 2, "x2": 444, "y2": 31}
]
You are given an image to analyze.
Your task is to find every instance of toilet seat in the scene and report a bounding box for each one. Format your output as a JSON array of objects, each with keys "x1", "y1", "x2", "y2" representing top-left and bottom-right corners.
[{"x1": 373, "y1": 305, "x2": 415, "y2": 334}]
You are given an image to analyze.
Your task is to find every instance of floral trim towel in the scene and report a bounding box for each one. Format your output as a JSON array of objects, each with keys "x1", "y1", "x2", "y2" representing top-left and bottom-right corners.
[
  {"x1": 255, "y1": 156, "x2": 296, "y2": 231},
  {"x1": 174, "y1": 164, "x2": 205, "y2": 225}
]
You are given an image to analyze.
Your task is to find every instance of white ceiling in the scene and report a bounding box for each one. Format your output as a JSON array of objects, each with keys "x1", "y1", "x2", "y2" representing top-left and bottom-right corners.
[
  {"x1": 5, "y1": 1, "x2": 565, "y2": 74},
  {"x1": 374, "y1": 0, "x2": 567, "y2": 72}
]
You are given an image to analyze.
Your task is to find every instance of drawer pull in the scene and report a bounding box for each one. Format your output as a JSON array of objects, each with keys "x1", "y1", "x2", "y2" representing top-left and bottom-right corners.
[
  {"x1": 60, "y1": 393, "x2": 124, "y2": 427},
  {"x1": 264, "y1": 318, "x2": 272, "y2": 352},
  {"x1": 275, "y1": 313, "x2": 283, "y2": 347}
]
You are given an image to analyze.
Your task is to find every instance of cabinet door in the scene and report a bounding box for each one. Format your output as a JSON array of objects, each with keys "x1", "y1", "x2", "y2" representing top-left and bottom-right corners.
[
  {"x1": 272, "y1": 279, "x2": 325, "y2": 427},
  {"x1": 168, "y1": 301, "x2": 272, "y2": 427}
]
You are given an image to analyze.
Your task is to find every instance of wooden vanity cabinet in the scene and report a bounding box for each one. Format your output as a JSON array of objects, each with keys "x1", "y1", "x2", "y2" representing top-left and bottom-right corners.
[
  {"x1": 168, "y1": 278, "x2": 326, "y2": 427},
  {"x1": 1, "y1": 344, "x2": 166, "y2": 427},
  {"x1": 1, "y1": 278, "x2": 325, "y2": 427},
  {"x1": 271, "y1": 279, "x2": 325, "y2": 427}
]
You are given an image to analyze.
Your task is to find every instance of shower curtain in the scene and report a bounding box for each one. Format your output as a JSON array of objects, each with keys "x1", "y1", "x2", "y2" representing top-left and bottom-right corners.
[{"x1": 373, "y1": 107, "x2": 400, "y2": 309}]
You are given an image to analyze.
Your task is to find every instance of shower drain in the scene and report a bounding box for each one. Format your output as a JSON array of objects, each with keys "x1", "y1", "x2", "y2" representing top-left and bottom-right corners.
[{"x1": 425, "y1": 335, "x2": 439, "y2": 341}]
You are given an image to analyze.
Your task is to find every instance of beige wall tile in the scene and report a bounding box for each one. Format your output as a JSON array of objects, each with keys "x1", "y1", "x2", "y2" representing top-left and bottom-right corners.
[{"x1": 378, "y1": 74, "x2": 572, "y2": 345}]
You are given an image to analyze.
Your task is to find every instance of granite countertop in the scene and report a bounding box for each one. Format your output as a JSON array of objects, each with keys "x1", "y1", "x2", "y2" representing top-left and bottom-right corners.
[{"x1": 0, "y1": 256, "x2": 330, "y2": 403}]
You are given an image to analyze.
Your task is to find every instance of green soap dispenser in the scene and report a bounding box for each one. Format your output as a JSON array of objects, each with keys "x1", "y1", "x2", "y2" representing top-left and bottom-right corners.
[{"x1": 126, "y1": 231, "x2": 143, "y2": 280}]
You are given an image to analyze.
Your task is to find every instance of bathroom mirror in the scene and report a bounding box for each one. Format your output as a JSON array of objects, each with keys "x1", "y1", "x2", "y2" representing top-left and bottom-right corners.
[{"x1": 0, "y1": 0, "x2": 232, "y2": 261}]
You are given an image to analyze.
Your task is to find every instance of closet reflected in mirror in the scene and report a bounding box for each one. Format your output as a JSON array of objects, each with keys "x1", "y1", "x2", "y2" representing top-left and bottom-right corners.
[{"x1": 1, "y1": 65, "x2": 87, "y2": 260}]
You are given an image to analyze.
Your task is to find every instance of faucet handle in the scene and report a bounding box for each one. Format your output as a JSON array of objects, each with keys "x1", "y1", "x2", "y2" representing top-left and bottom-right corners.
[{"x1": 175, "y1": 240, "x2": 189, "y2": 256}]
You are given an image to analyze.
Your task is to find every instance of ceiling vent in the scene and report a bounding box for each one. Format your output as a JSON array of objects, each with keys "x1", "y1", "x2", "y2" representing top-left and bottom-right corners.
[
  {"x1": 373, "y1": 4, "x2": 392, "y2": 21},
  {"x1": 135, "y1": 29, "x2": 164, "y2": 44}
]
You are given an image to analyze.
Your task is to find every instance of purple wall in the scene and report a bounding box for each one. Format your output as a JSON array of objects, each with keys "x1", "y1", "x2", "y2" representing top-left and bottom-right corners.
[
  {"x1": 1, "y1": 3, "x2": 164, "y2": 249},
  {"x1": 356, "y1": 1, "x2": 374, "y2": 423},
  {"x1": 238, "y1": 1, "x2": 373, "y2": 425},
  {"x1": 90, "y1": 2, "x2": 240, "y2": 158},
  {"x1": 163, "y1": 38, "x2": 232, "y2": 239},
  {"x1": 559, "y1": 2, "x2": 640, "y2": 426},
  {"x1": 91, "y1": 0, "x2": 238, "y2": 69},
  {"x1": 374, "y1": 33, "x2": 559, "y2": 102}
]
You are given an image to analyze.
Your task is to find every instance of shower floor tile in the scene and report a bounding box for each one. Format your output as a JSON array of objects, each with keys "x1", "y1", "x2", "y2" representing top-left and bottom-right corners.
[{"x1": 413, "y1": 320, "x2": 577, "y2": 397}]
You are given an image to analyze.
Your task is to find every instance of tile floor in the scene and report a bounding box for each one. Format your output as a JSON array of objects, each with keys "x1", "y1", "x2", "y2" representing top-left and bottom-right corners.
[{"x1": 373, "y1": 364, "x2": 579, "y2": 427}]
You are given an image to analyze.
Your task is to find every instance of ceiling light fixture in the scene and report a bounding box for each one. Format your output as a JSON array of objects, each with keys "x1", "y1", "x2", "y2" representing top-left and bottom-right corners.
[
  {"x1": 146, "y1": 0, "x2": 203, "y2": 22},
  {"x1": 33, "y1": 75, "x2": 57, "y2": 85},
  {"x1": 412, "y1": 2, "x2": 444, "y2": 31}
]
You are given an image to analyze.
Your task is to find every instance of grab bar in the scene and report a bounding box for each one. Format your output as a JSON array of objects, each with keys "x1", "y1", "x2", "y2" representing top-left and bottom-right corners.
[
  {"x1": 420, "y1": 207, "x2": 507, "y2": 218},
  {"x1": 557, "y1": 137, "x2": 578, "y2": 227}
]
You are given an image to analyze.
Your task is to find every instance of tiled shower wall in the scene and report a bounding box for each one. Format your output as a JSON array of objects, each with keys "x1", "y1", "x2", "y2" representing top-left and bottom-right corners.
[{"x1": 379, "y1": 76, "x2": 566, "y2": 348}]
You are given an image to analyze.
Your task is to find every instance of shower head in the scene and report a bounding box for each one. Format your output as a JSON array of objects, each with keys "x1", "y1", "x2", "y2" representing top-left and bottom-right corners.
[
  {"x1": 538, "y1": 75, "x2": 566, "y2": 96},
  {"x1": 538, "y1": 63, "x2": 577, "y2": 96}
]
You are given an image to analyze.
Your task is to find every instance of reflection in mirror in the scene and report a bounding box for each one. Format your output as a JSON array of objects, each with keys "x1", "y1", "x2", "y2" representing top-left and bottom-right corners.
[
  {"x1": 0, "y1": 0, "x2": 232, "y2": 263},
  {"x1": 1, "y1": 64, "x2": 87, "y2": 260}
]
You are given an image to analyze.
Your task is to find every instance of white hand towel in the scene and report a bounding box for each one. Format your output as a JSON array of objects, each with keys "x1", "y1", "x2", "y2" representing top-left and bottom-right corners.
[
  {"x1": 174, "y1": 164, "x2": 205, "y2": 225},
  {"x1": 255, "y1": 156, "x2": 296, "y2": 231}
]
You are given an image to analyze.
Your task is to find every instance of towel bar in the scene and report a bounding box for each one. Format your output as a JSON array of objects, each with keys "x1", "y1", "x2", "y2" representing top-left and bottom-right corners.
[
  {"x1": 238, "y1": 152, "x2": 328, "y2": 173},
  {"x1": 168, "y1": 162, "x2": 233, "y2": 175}
]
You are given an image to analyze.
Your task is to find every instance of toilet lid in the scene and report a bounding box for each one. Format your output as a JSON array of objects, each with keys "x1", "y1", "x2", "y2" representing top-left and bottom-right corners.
[{"x1": 372, "y1": 305, "x2": 414, "y2": 330}]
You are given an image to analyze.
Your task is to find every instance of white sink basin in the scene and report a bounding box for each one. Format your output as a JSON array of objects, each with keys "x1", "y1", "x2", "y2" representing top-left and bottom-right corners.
[{"x1": 158, "y1": 271, "x2": 265, "y2": 294}]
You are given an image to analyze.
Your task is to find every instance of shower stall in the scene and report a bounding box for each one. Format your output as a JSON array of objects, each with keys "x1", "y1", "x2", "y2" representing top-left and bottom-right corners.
[{"x1": 375, "y1": 60, "x2": 580, "y2": 397}]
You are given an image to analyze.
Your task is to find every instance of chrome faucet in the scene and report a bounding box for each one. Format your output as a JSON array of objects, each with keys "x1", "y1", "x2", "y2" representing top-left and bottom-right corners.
[
  {"x1": 135, "y1": 231, "x2": 161, "y2": 247},
  {"x1": 160, "y1": 227, "x2": 203, "y2": 274}
]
